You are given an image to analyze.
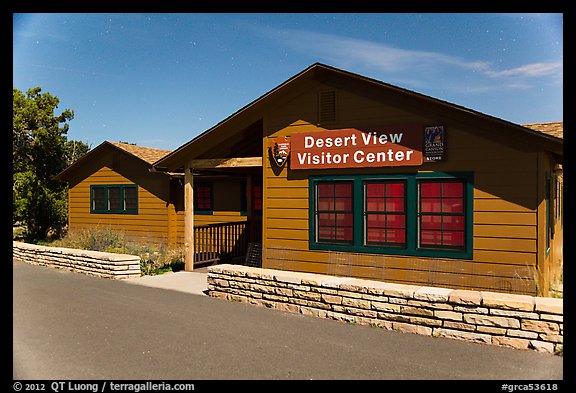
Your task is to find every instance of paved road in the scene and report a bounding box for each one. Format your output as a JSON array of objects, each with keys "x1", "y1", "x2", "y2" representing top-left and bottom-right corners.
[{"x1": 13, "y1": 260, "x2": 563, "y2": 380}]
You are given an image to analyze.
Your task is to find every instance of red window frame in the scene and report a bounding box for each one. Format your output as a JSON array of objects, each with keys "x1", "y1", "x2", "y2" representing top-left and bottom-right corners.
[
  {"x1": 315, "y1": 181, "x2": 354, "y2": 244},
  {"x1": 364, "y1": 180, "x2": 407, "y2": 247},
  {"x1": 418, "y1": 180, "x2": 466, "y2": 250},
  {"x1": 252, "y1": 184, "x2": 262, "y2": 214},
  {"x1": 194, "y1": 183, "x2": 212, "y2": 212}
]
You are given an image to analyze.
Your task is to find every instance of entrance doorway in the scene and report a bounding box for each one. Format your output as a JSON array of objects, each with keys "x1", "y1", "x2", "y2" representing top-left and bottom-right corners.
[{"x1": 246, "y1": 175, "x2": 262, "y2": 266}]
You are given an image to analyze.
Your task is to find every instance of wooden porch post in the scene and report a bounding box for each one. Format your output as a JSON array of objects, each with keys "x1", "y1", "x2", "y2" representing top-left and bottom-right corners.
[
  {"x1": 184, "y1": 164, "x2": 195, "y2": 271},
  {"x1": 246, "y1": 174, "x2": 253, "y2": 243}
]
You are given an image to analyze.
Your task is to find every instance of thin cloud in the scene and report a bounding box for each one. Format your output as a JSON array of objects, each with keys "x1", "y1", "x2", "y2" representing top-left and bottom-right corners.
[
  {"x1": 258, "y1": 27, "x2": 562, "y2": 92},
  {"x1": 485, "y1": 62, "x2": 562, "y2": 78},
  {"x1": 271, "y1": 29, "x2": 490, "y2": 73},
  {"x1": 455, "y1": 82, "x2": 532, "y2": 94}
]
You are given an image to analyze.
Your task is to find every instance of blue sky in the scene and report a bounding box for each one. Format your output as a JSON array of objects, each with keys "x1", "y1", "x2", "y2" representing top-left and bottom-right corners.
[{"x1": 13, "y1": 13, "x2": 563, "y2": 151}]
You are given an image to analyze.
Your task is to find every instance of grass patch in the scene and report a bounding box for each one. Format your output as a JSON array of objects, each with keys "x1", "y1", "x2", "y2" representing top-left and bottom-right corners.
[
  {"x1": 13, "y1": 225, "x2": 27, "y2": 241},
  {"x1": 44, "y1": 226, "x2": 185, "y2": 276},
  {"x1": 554, "y1": 344, "x2": 563, "y2": 357},
  {"x1": 549, "y1": 270, "x2": 563, "y2": 299}
]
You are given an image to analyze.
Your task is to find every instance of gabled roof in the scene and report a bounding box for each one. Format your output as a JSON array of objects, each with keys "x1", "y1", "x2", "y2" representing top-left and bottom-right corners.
[
  {"x1": 522, "y1": 122, "x2": 563, "y2": 140},
  {"x1": 154, "y1": 62, "x2": 563, "y2": 172},
  {"x1": 55, "y1": 141, "x2": 172, "y2": 181},
  {"x1": 107, "y1": 141, "x2": 171, "y2": 165}
]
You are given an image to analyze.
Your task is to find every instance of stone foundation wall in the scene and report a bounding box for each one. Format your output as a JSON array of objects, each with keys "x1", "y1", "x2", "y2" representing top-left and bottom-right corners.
[
  {"x1": 207, "y1": 264, "x2": 563, "y2": 355},
  {"x1": 13, "y1": 241, "x2": 141, "y2": 279}
]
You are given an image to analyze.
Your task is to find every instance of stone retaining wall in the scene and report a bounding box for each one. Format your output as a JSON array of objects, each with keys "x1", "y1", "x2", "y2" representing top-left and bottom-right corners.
[
  {"x1": 13, "y1": 241, "x2": 141, "y2": 279},
  {"x1": 207, "y1": 264, "x2": 563, "y2": 355}
]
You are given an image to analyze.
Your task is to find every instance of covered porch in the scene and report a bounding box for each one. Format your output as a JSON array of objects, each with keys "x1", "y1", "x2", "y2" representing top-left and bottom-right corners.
[
  {"x1": 188, "y1": 167, "x2": 263, "y2": 269},
  {"x1": 154, "y1": 118, "x2": 265, "y2": 271}
]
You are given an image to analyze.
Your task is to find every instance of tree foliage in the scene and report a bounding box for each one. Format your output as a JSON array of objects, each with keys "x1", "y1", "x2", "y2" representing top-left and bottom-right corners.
[{"x1": 13, "y1": 87, "x2": 89, "y2": 240}]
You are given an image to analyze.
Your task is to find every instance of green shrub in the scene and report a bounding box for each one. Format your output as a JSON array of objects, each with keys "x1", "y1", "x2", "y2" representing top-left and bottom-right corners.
[
  {"x1": 49, "y1": 226, "x2": 127, "y2": 252},
  {"x1": 13, "y1": 225, "x2": 27, "y2": 241},
  {"x1": 555, "y1": 344, "x2": 563, "y2": 356},
  {"x1": 134, "y1": 244, "x2": 184, "y2": 275},
  {"x1": 48, "y1": 227, "x2": 184, "y2": 276}
]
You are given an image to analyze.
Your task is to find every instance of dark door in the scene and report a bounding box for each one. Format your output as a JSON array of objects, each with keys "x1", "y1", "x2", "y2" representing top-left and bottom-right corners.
[{"x1": 249, "y1": 177, "x2": 262, "y2": 243}]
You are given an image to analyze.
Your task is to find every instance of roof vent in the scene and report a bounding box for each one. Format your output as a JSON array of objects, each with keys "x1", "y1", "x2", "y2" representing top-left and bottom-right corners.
[{"x1": 318, "y1": 90, "x2": 337, "y2": 125}]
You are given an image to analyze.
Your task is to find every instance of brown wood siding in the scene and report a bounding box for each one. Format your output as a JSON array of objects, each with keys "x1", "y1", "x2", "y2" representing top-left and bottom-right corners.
[
  {"x1": 193, "y1": 178, "x2": 248, "y2": 226},
  {"x1": 68, "y1": 166, "x2": 171, "y2": 245},
  {"x1": 261, "y1": 81, "x2": 540, "y2": 295},
  {"x1": 68, "y1": 166, "x2": 250, "y2": 249}
]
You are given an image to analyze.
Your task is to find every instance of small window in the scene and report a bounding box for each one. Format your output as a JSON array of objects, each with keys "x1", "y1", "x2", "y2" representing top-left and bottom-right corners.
[
  {"x1": 315, "y1": 181, "x2": 354, "y2": 244},
  {"x1": 241, "y1": 179, "x2": 263, "y2": 216},
  {"x1": 90, "y1": 185, "x2": 138, "y2": 214},
  {"x1": 418, "y1": 180, "x2": 466, "y2": 250},
  {"x1": 92, "y1": 187, "x2": 106, "y2": 212},
  {"x1": 108, "y1": 187, "x2": 122, "y2": 211},
  {"x1": 124, "y1": 187, "x2": 138, "y2": 211},
  {"x1": 252, "y1": 184, "x2": 262, "y2": 214},
  {"x1": 364, "y1": 181, "x2": 406, "y2": 248},
  {"x1": 194, "y1": 182, "x2": 213, "y2": 213}
]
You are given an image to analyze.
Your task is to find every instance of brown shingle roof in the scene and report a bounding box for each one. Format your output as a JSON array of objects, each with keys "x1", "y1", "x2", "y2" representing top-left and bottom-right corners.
[
  {"x1": 522, "y1": 122, "x2": 563, "y2": 139},
  {"x1": 54, "y1": 140, "x2": 175, "y2": 181},
  {"x1": 108, "y1": 141, "x2": 172, "y2": 165}
]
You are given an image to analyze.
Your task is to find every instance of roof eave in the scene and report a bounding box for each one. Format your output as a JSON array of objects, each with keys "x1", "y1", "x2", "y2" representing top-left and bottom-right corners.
[
  {"x1": 54, "y1": 141, "x2": 173, "y2": 182},
  {"x1": 152, "y1": 63, "x2": 564, "y2": 170}
]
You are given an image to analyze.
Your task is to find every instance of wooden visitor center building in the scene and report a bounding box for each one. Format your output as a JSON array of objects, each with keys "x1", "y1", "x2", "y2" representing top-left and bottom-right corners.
[{"x1": 56, "y1": 63, "x2": 563, "y2": 297}]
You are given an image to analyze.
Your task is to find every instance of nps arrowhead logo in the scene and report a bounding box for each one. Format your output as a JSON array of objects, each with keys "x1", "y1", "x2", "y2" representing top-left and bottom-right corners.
[{"x1": 269, "y1": 135, "x2": 290, "y2": 168}]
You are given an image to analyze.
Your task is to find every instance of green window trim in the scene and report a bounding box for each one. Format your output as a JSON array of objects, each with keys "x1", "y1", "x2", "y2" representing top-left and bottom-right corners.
[
  {"x1": 90, "y1": 184, "x2": 138, "y2": 214},
  {"x1": 309, "y1": 172, "x2": 474, "y2": 260}
]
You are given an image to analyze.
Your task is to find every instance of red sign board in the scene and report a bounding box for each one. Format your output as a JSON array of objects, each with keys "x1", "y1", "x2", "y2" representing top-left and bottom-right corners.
[{"x1": 290, "y1": 126, "x2": 423, "y2": 170}]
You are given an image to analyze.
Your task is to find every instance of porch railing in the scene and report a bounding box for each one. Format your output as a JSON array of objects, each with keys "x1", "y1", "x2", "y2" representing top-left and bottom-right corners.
[{"x1": 193, "y1": 221, "x2": 249, "y2": 264}]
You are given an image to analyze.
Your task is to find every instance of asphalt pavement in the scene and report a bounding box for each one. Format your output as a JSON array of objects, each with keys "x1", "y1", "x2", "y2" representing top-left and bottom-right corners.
[{"x1": 13, "y1": 260, "x2": 564, "y2": 381}]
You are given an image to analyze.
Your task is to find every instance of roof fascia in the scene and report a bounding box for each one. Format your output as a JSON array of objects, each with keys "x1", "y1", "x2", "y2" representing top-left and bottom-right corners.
[
  {"x1": 318, "y1": 65, "x2": 563, "y2": 151},
  {"x1": 54, "y1": 141, "x2": 171, "y2": 182},
  {"x1": 153, "y1": 62, "x2": 563, "y2": 171}
]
